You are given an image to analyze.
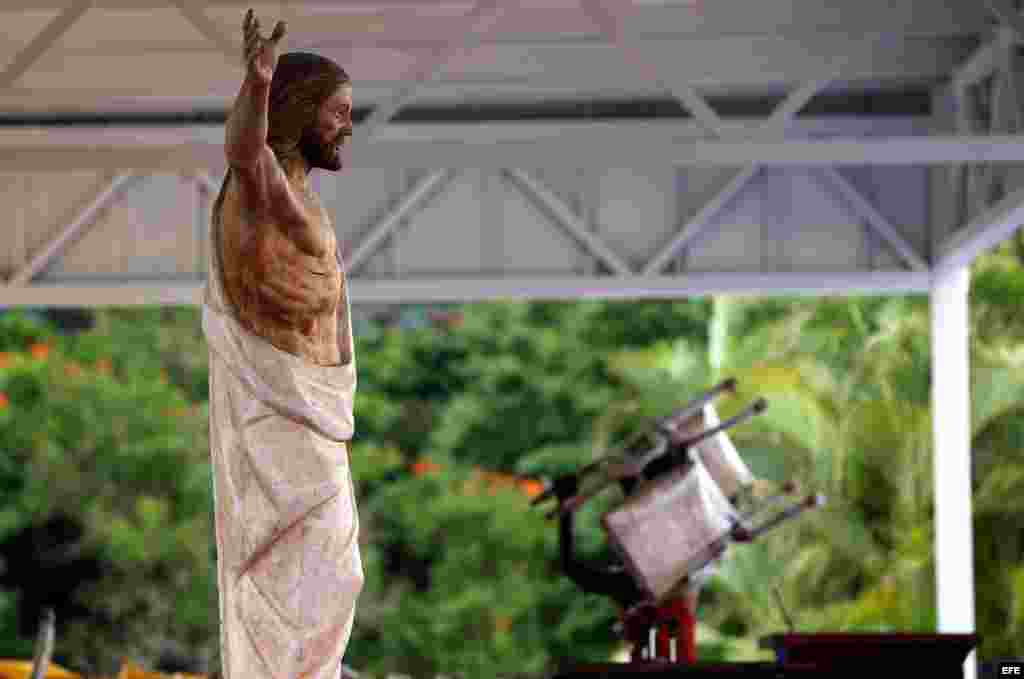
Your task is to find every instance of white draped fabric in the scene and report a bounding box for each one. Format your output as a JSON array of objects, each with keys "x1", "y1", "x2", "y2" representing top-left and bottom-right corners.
[{"x1": 202, "y1": 201, "x2": 363, "y2": 679}]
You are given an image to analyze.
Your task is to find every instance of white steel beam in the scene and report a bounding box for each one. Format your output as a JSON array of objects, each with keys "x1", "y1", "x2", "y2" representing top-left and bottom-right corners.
[
  {"x1": 0, "y1": 271, "x2": 932, "y2": 308},
  {"x1": 936, "y1": 182, "x2": 1024, "y2": 273},
  {"x1": 502, "y1": 169, "x2": 633, "y2": 276},
  {"x1": 0, "y1": 0, "x2": 93, "y2": 90},
  {"x1": 368, "y1": 119, "x2": 923, "y2": 145},
  {"x1": 347, "y1": 170, "x2": 456, "y2": 273},
  {"x1": 930, "y1": 265, "x2": 976, "y2": 679},
  {"x1": 6, "y1": 174, "x2": 133, "y2": 287},
  {"x1": 11, "y1": 126, "x2": 1024, "y2": 170},
  {"x1": 355, "y1": 135, "x2": 1024, "y2": 168},
  {"x1": 0, "y1": 282, "x2": 206, "y2": 308},
  {"x1": 817, "y1": 167, "x2": 929, "y2": 271},
  {"x1": 0, "y1": 118, "x2": 926, "y2": 149}
]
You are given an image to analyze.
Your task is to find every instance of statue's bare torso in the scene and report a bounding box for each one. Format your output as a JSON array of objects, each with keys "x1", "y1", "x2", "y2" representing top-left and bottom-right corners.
[{"x1": 218, "y1": 172, "x2": 347, "y2": 367}]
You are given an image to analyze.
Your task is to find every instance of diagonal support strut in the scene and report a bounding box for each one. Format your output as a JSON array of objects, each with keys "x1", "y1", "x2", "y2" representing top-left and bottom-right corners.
[
  {"x1": 0, "y1": 1, "x2": 93, "y2": 90},
  {"x1": 8, "y1": 174, "x2": 134, "y2": 287},
  {"x1": 817, "y1": 168, "x2": 928, "y2": 271},
  {"x1": 347, "y1": 170, "x2": 457, "y2": 274},
  {"x1": 502, "y1": 169, "x2": 633, "y2": 276}
]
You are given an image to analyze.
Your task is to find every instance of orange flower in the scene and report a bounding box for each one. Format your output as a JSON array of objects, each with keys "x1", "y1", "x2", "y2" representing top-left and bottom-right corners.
[
  {"x1": 29, "y1": 343, "x2": 51, "y2": 360},
  {"x1": 493, "y1": 614, "x2": 512, "y2": 634},
  {"x1": 427, "y1": 311, "x2": 465, "y2": 330},
  {"x1": 467, "y1": 468, "x2": 546, "y2": 499},
  {"x1": 411, "y1": 458, "x2": 441, "y2": 476},
  {"x1": 0, "y1": 352, "x2": 11, "y2": 369},
  {"x1": 0, "y1": 392, "x2": 8, "y2": 409},
  {"x1": 95, "y1": 358, "x2": 112, "y2": 375},
  {"x1": 517, "y1": 479, "x2": 546, "y2": 499},
  {"x1": 64, "y1": 362, "x2": 83, "y2": 378}
]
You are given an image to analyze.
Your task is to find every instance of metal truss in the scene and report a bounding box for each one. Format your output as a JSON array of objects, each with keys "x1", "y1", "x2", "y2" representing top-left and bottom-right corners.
[
  {"x1": 345, "y1": 170, "x2": 458, "y2": 273},
  {"x1": 937, "y1": 1, "x2": 1024, "y2": 270},
  {"x1": 12, "y1": 124, "x2": 1024, "y2": 172},
  {"x1": 0, "y1": 271, "x2": 935, "y2": 309},
  {"x1": 2, "y1": 0, "x2": 1024, "y2": 302},
  {"x1": 530, "y1": 0, "x2": 930, "y2": 275},
  {"x1": 345, "y1": 0, "x2": 507, "y2": 162}
]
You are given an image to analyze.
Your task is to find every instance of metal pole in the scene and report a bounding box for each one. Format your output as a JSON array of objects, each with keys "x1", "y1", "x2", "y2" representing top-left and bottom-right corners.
[{"x1": 930, "y1": 265, "x2": 976, "y2": 679}]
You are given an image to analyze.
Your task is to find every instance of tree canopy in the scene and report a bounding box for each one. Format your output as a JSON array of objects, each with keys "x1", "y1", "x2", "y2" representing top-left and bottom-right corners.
[{"x1": 1, "y1": 245, "x2": 1023, "y2": 676}]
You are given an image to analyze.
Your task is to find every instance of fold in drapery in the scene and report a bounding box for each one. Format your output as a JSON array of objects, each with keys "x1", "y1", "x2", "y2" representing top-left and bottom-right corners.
[{"x1": 202, "y1": 173, "x2": 363, "y2": 679}]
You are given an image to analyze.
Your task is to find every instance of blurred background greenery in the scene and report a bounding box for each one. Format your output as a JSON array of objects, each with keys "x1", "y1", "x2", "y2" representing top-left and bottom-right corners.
[{"x1": 1, "y1": 239, "x2": 1023, "y2": 678}]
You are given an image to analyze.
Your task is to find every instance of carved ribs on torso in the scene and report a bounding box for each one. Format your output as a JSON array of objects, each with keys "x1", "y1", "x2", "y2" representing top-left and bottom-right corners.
[{"x1": 218, "y1": 172, "x2": 348, "y2": 367}]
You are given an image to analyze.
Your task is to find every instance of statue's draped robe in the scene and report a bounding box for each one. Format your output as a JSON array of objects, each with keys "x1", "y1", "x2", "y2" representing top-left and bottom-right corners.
[{"x1": 202, "y1": 180, "x2": 363, "y2": 679}]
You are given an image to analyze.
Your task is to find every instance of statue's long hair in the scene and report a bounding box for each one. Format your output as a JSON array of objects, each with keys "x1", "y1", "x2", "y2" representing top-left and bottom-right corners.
[{"x1": 266, "y1": 52, "x2": 350, "y2": 164}]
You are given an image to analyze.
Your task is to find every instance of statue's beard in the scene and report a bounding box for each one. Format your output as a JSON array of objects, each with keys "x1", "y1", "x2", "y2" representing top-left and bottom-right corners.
[{"x1": 299, "y1": 127, "x2": 347, "y2": 171}]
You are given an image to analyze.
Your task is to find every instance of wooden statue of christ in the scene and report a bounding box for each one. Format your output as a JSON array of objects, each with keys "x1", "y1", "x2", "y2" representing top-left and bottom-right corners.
[{"x1": 201, "y1": 9, "x2": 363, "y2": 679}]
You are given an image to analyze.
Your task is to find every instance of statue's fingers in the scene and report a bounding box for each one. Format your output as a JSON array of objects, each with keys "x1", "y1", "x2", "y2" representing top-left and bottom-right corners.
[{"x1": 270, "y1": 20, "x2": 286, "y2": 44}]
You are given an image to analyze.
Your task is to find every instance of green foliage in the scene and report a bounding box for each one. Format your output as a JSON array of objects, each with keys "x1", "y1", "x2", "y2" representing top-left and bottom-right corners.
[
  {"x1": 2, "y1": 248, "x2": 1024, "y2": 676},
  {"x1": 0, "y1": 312, "x2": 215, "y2": 675},
  {"x1": 0, "y1": 589, "x2": 32, "y2": 659},
  {"x1": 342, "y1": 301, "x2": 715, "y2": 676},
  {"x1": 417, "y1": 304, "x2": 623, "y2": 469},
  {"x1": 0, "y1": 310, "x2": 57, "y2": 351},
  {"x1": 65, "y1": 308, "x2": 211, "y2": 403}
]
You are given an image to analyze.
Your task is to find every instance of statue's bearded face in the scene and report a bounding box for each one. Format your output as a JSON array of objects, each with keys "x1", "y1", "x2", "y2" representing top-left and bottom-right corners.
[{"x1": 299, "y1": 84, "x2": 353, "y2": 172}]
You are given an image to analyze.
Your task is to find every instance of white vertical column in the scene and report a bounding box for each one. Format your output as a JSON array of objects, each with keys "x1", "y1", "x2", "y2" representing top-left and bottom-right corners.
[{"x1": 930, "y1": 265, "x2": 976, "y2": 679}]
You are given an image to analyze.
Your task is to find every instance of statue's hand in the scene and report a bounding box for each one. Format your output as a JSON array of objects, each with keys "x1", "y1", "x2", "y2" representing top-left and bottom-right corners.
[{"x1": 242, "y1": 8, "x2": 286, "y2": 86}]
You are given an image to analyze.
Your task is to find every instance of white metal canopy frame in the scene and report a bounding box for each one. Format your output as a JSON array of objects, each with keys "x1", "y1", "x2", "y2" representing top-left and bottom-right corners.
[{"x1": 3, "y1": 1, "x2": 1024, "y2": 675}]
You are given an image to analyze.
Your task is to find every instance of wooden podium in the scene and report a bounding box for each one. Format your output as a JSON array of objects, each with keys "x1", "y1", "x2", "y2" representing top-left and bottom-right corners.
[
  {"x1": 552, "y1": 633, "x2": 978, "y2": 678},
  {"x1": 761, "y1": 633, "x2": 978, "y2": 678}
]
